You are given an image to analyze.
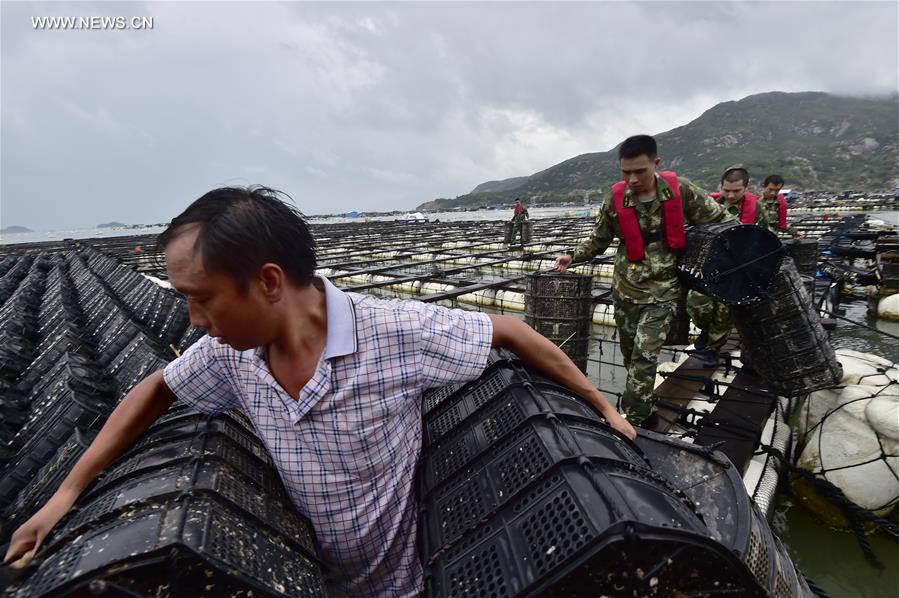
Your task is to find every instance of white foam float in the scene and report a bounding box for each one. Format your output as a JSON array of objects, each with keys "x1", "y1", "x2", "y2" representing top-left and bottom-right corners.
[
  {"x1": 498, "y1": 290, "x2": 525, "y2": 311},
  {"x1": 592, "y1": 304, "x2": 615, "y2": 326},
  {"x1": 794, "y1": 349, "x2": 899, "y2": 524},
  {"x1": 877, "y1": 293, "x2": 899, "y2": 321}
]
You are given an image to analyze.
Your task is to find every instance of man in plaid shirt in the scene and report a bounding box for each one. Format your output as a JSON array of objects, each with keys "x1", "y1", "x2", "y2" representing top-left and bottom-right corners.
[{"x1": 7, "y1": 186, "x2": 634, "y2": 596}]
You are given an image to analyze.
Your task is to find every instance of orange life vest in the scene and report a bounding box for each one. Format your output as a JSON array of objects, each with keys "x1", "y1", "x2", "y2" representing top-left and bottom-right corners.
[
  {"x1": 612, "y1": 171, "x2": 685, "y2": 262},
  {"x1": 776, "y1": 194, "x2": 787, "y2": 230},
  {"x1": 710, "y1": 191, "x2": 760, "y2": 224}
]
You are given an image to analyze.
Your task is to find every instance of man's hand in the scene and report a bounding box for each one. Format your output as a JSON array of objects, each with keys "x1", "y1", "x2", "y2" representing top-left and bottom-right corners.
[
  {"x1": 4, "y1": 370, "x2": 174, "y2": 569},
  {"x1": 4, "y1": 491, "x2": 76, "y2": 569},
  {"x1": 604, "y1": 409, "x2": 637, "y2": 440},
  {"x1": 554, "y1": 254, "x2": 572, "y2": 272}
]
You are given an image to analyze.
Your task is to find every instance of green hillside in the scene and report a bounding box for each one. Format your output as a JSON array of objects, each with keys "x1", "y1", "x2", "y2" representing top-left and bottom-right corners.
[{"x1": 419, "y1": 92, "x2": 898, "y2": 210}]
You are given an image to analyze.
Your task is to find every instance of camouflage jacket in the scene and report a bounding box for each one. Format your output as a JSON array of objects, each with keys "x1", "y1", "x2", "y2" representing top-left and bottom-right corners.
[
  {"x1": 760, "y1": 196, "x2": 799, "y2": 237},
  {"x1": 512, "y1": 206, "x2": 529, "y2": 223},
  {"x1": 572, "y1": 173, "x2": 735, "y2": 304}
]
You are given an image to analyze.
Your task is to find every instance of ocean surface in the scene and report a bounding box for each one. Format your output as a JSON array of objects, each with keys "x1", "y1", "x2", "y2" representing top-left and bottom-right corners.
[{"x1": 0, "y1": 206, "x2": 591, "y2": 245}]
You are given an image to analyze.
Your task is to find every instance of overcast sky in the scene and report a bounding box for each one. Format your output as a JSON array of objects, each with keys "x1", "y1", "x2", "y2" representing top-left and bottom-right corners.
[{"x1": 2, "y1": 1, "x2": 897, "y2": 231}]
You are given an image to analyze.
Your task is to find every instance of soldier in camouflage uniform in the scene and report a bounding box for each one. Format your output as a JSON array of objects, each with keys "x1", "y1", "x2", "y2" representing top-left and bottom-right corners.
[
  {"x1": 760, "y1": 174, "x2": 801, "y2": 238},
  {"x1": 554, "y1": 135, "x2": 732, "y2": 423},
  {"x1": 510, "y1": 198, "x2": 529, "y2": 247},
  {"x1": 687, "y1": 165, "x2": 767, "y2": 365}
]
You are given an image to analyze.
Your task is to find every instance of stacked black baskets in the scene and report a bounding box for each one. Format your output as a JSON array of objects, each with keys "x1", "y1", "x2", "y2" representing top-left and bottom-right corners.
[
  {"x1": 1, "y1": 246, "x2": 329, "y2": 597},
  {"x1": 418, "y1": 350, "x2": 813, "y2": 596}
]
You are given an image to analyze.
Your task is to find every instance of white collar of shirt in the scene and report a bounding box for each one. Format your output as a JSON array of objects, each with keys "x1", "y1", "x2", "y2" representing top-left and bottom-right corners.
[
  {"x1": 318, "y1": 275, "x2": 358, "y2": 359},
  {"x1": 252, "y1": 275, "x2": 357, "y2": 364}
]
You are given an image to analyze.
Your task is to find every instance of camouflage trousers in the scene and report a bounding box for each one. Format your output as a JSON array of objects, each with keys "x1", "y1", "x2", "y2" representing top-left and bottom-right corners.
[
  {"x1": 510, "y1": 220, "x2": 525, "y2": 246},
  {"x1": 686, "y1": 290, "x2": 732, "y2": 351},
  {"x1": 614, "y1": 299, "x2": 677, "y2": 422}
]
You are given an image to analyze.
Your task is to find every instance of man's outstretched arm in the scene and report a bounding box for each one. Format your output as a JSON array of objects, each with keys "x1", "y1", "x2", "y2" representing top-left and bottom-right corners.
[
  {"x1": 4, "y1": 370, "x2": 176, "y2": 568},
  {"x1": 488, "y1": 314, "x2": 636, "y2": 440}
]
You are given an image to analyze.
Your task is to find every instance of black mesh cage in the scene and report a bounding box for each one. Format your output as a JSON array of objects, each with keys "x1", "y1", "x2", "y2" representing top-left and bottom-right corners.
[
  {"x1": 783, "y1": 238, "x2": 820, "y2": 278},
  {"x1": 733, "y1": 258, "x2": 843, "y2": 396},
  {"x1": 524, "y1": 272, "x2": 593, "y2": 371},
  {"x1": 677, "y1": 222, "x2": 785, "y2": 305}
]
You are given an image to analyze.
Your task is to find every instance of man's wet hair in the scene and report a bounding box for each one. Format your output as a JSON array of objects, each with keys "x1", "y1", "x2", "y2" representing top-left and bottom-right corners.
[
  {"x1": 618, "y1": 135, "x2": 657, "y2": 160},
  {"x1": 763, "y1": 174, "x2": 785, "y2": 187},
  {"x1": 158, "y1": 185, "x2": 317, "y2": 291},
  {"x1": 721, "y1": 168, "x2": 749, "y2": 187}
]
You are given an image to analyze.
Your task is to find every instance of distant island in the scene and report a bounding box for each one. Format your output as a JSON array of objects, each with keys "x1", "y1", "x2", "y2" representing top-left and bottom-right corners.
[
  {"x1": 97, "y1": 221, "x2": 127, "y2": 228},
  {"x1": 1, "y1": 226, "x2": 33, "y2": 234}
]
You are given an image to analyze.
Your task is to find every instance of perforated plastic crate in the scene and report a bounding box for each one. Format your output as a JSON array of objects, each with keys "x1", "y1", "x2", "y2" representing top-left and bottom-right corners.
[
  {"x1": 1, "y1": 428, "x2": 95, "y2": 541},
  {"x1": 422, "y1": 349, "x2": 515, "y2": 417},
  {"x1": 8, "y1": 493, "x2": 327, "y2": 598},
  {"x1": 121, "y1": 411, "x2": 272, "y2": 467},
  {"x1": 14, "y1": 330, "x2": 93, "y2": 392},
  {"x1": 422, "y1": 381, "x2": 608, "y2": 490},
  {"x1": 96, "y1": 320, "x2": 160, "y2": 367},
  {"x1": 0, "y1": 380, "x2": 111, "y2": 507},
  {"x1": 58, "y1": 458, "x2": 316, "y2": 558},
  {"x1": 424, "y1": 361, "x2": 533, "y2": 444},
  {"x1": 420, "y1": 415, "x2": 646, "y2": 552},
  {"x1": 423, "y1": 459, "x2": 763, "y2": 597},
  {"x1": 157, "y1": 298, "x2": 190, "y2": 346},
  {"x1": 94, "y1": 425, "x2": 277, "y2": 499},
  {"x1": 105, "y1": 333, "x2": 170, "y2": 397}
]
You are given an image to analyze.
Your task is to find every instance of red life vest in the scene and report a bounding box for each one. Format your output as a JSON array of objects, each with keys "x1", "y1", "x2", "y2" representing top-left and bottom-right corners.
[
  {"x1": 776, "y1": 193, "x2": 787, "y2": 230},
  {"x1": 612, "y1": 171, "x2": 685, "y2": 262},
  {"x1": 740, "y1": 192, "x2": 759, "y2": 225},
  {"x1": 710, "y1": 191, "x2": 759, "y2": 224}
]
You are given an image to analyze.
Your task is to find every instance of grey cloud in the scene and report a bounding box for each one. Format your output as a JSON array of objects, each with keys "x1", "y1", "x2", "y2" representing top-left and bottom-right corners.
[{"x1": 1, "y1": 1, "x2": 896, "y2": 230}]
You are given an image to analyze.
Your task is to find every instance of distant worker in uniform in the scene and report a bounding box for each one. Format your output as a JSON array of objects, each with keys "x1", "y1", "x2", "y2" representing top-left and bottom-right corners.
[
  {"x1": 554, "y1": 135, "x2": 733, "y2": 424},
  {"x1": 687, "y1": 165, "x2": 767, "y2": 367},
  {"x1": 510, "y1": 197, "x2": 529, "y2": 247},
  {"x1": 760, "y1": 174, "x2": 801, "y2": 238}
]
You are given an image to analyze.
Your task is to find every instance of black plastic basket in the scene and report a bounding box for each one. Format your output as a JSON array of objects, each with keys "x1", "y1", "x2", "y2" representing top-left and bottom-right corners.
[
  {"x1": 59, "y1": 459, "x2": 315, "y2": 558},
  {"x1": 733, "y1": 258, "x2": 843, "y2": 395},
  {"x1": 524, "y1": 272, "x2": 593, "y2": 371},
  {"x1": 93, "y1": 423, "x2": 277, "y2": 500},
  {"x1": 0, "y1": 376, "x2": 111, "y2": 507},
  {"x1": 8, "y1": 493, "x2": 327, "y2": 598},
  {"x1": 783, "y1": 238, "x2": 819, "y2": 278},
  {"x1": 421, "y1": 380, "x2": 609, "y2": 491},
  {"x1": 1, "y1": 428, "x2": 95, "y2": 541},
  {"x1": 678, "y1": 222, "x2": 784, "y2": 305},
  {"x1": 14, "y1": 329, "x2": 93, "y2": 392},
  {"x1": 105, "y1": 332, "x2": 170, "y2": 397},
  {"x1": 424, "y1": 459, "x2": 763, "y2": 597},
  {"x1": 422, "y1": 350, "x2": 516, "y2": 417},
  {"x1": 420, "y1": 414, "x2": 646, "y2": 554}
]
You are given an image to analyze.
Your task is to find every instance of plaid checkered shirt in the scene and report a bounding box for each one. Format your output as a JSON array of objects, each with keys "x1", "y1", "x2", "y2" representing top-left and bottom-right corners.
[{"x1": 163, "y1": 276, "x2": 493, "y2": 596}]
